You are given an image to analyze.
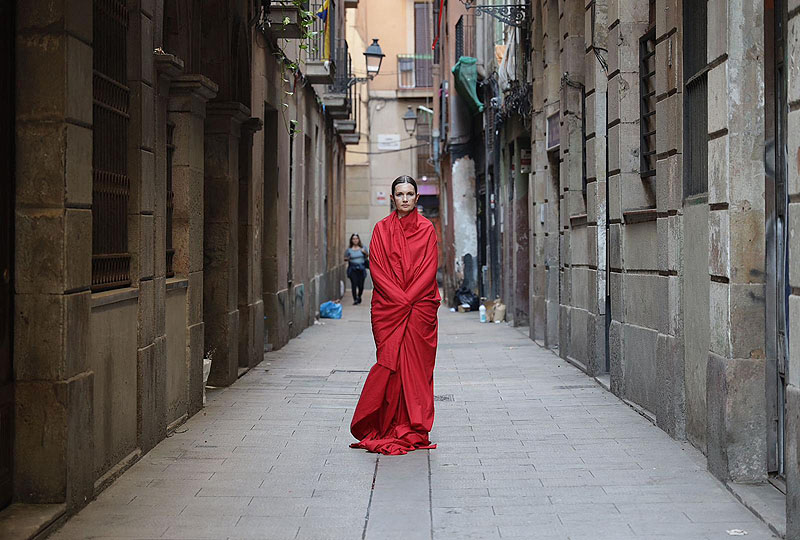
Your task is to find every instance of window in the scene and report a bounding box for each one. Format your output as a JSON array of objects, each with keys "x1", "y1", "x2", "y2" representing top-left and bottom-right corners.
[
  {"x1": 166, "y1": 122, "x2": 175, "y2": 278},
  {"x1": 455, "y1": 16, "x2": 464, "y2": 61},
  {"x1": 92, "y1": 0, "x2": 131, "y2": 291},
  {"x1": 414, "y1": 2, "x2": 433, "y2": 87},
  {"x1": 683, "y1": 0, "x2": 708, "y2": 196},
  {"x1": 432, "y1": 0, "x2": 440, "y2": 64},
  {"x1": 639, "y1": 7, "x2": 656, "y2": 178}
]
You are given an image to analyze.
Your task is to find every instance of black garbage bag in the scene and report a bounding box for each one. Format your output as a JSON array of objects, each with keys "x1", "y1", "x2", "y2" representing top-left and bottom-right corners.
[{"x1": 454, "y1": 286, "x2": 480, "y2": 311}]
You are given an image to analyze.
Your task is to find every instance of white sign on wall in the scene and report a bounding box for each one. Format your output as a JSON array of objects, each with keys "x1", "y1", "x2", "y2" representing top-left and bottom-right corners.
[
  {"x1": 375, "y1": 190, "x2": 387, "y2": 204},
  {"x1": 377, "y1": 134, "x2": 401, "y2": 150}
]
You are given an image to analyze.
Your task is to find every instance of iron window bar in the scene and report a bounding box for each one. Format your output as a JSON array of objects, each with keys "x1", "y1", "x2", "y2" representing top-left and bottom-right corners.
[
  {"x1": 166, "y1": 122, "x2": 175, "y2": 278},
  {"x1": 92, "y1": 0, "x2": 131, "y2": 291},
  {"x1": 639, "y1": 27, "x2": 657, "y2": 179}
]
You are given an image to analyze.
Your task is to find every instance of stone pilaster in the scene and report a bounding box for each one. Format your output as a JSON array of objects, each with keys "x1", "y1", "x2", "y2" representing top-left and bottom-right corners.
[
  {"x1": 13, "y1": 0, "x2": 94, "y2": 509},
  {"x1": 238, "y1": 117, "x2": 264, "y2": 371},
  {"x1": 705, "y1": 0, "x2": 767, "y2": 483},
  {"x1": 168, "y1": 75, "x2": 218, "y2": 413},
  {"x1": 204, "y1": 102, "x2": 250, "y2": 387}
]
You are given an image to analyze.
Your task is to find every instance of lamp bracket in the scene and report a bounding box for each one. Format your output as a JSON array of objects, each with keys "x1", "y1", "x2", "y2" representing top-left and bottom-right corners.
[{"x1": 459, "y1": 1, "x2": 528, "y2": 27}]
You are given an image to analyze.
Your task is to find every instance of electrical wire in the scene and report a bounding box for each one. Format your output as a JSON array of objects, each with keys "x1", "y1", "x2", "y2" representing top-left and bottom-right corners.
[{"x1": 346, "y1": 143, "x2": 428, "y2": 155}]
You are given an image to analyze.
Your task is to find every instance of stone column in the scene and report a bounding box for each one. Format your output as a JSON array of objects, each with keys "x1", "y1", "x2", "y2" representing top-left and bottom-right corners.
[
  {"x1": 238, "y1": 117, "x2": 263, "y2": 371},
  {"x1": 584, "y1": 0, "x2": 609, "y2": 376},
  {"x1": 705, "y1": 0, "x2": 767, "y2": 483},
  {"x1": 655, "y1": 0, "x2": 686, "y2": 439},
  {"x1": 168, "y1": 75, "x2": 218, "y2": 413},
  {"x1": 128, "y1": 2, "x2": 164, "y2": 454},
  {"x1": 14, "y1": 0, "x2": 94, "y2": 508},
  {"x1": 204, "y1": 102, "x2": 250, "y2": 387}
]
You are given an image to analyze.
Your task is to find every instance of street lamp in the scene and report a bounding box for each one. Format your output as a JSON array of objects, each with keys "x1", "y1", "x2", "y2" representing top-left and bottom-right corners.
[
  {"x1": 402, "y1": 106, "x2": 418, "y2": 135},
  {"x1": 364, "y1": 38, "x2": 385, "y2": 78},
  {"x1": 347, "y1": 38, "x2": 385, "y2": 88}
]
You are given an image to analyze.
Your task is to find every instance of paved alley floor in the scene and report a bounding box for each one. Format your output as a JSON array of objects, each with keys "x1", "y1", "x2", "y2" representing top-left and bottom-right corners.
[{"x1": 51, "y1": 292, "x2": 778, "y2": 540}]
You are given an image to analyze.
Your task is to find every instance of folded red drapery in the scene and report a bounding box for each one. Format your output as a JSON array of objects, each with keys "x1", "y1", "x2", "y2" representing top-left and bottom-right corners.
[{"x1": 350, "y1": 208, "x2": 440, "y2": 455}]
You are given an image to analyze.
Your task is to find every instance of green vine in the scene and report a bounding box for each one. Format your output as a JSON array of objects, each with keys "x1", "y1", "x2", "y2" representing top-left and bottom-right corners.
[{"x1": 259, "y1": 0, "x2": 319, "y2": 133}]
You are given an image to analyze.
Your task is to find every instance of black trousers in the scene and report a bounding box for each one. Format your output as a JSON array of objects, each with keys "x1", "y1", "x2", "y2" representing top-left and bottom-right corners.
[{"x1": 349, "y1": 267, "x2": 365, "y2": 301}]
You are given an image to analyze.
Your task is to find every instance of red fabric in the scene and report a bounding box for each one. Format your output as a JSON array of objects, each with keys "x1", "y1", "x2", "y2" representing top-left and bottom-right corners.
[{"x1": 350, "y1": 209, "x2": 440, "y2": 455}]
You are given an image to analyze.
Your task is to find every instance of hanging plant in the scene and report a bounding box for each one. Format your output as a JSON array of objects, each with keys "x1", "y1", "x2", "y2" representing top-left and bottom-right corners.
[{"x1": 256, "y1": 0, "x2": 320, "y2": 133}]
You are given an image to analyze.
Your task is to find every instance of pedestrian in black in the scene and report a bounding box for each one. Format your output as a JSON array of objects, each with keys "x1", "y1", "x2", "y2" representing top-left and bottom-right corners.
[{"x1": 345, "y1": 233, "x2": 369, "y2": 305}]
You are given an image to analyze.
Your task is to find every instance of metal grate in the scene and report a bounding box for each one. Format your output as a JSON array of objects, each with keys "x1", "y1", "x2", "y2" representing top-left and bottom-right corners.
[
  {"x1": 92, "y1": 0, "x2": 131, "y2": 291},
  {"x1": 639, "y1": 27, "x2": 656, "y2": 178},
  {"x1": 455, "y1": 16, "x2": 464, "y2": 60},
  {"x1": 683, "y1": 0, "x2": 708, "y2": 197},
  {"x1": 166, "y1": 122, "x2": 175, "y2": 278}
]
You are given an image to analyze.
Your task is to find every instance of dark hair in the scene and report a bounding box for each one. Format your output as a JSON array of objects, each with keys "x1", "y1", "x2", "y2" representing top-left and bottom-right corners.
[
  {"x1": 391, "y1": 175, "x2": 418, "y2": 197},
  {"x1": 349, "y1": 233, "x2": 362, "y2": 247}
]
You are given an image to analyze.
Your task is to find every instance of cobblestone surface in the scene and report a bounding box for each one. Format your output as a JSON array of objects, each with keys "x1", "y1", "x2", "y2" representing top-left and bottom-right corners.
[{"x1": 51, "y1": 292, "x2": 777, "y2": 539}]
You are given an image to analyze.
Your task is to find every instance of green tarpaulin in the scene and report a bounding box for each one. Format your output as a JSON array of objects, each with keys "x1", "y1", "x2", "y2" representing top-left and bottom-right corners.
[{"x1": 452, "y1": 56, "x2": 484, "y2": 115}]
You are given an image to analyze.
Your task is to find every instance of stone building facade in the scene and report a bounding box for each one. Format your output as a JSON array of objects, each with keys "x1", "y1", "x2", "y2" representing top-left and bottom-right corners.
[
  {"x1": 434, "y1": 0, "x2": 800, "y2": 534},
  {"x1": 1, "y1": 0, "x2": 351, "y2": 531},
  {"x1": 344, "y1": 1, "x2": 439, "y2": 267}
]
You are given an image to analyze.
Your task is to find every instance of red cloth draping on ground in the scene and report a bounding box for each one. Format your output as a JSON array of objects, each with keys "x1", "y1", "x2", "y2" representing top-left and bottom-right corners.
[{"x1": 350, "y1": 208, "x2": 440, "y2": 455}]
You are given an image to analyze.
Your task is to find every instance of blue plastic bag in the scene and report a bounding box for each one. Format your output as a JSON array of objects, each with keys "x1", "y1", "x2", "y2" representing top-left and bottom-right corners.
[{"x1": 320, "y1": 301, "x2": 342, "y2": 319}]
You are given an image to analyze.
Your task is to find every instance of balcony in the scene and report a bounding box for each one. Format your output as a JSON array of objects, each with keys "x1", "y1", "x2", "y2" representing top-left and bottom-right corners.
[
  {"x1": 322, "y1": 39, "x2": 352, "y2": 118},
  {"x1": 305, "y1": 1, "x2": 337, "y2": 84},
  {"x1": 397, "y1": 54, "x2": 433, "y2": 90},
  {"x1": 340, "y1": 133, "x2": 360, "y2": 145},
  {"x1": 334, "y1": 119, "x2": 356, "y2": 133},
  {"x1": 259, "y1": 1, "x2": 304, "y2": 39}
]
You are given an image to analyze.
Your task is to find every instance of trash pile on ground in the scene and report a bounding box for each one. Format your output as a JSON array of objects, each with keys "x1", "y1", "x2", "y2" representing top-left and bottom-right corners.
[
  {"x1": 449, "y1": 289, "x2": 506, "y2": 323},
  {"x1": 320, "y1": 300, "x2": 342, "y2": 319}
]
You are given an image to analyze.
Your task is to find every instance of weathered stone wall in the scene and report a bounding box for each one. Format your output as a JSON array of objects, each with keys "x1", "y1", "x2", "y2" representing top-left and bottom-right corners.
[
  {"x1": 10, "y1": 0, "x2": 347, "y2": 525},
  {"x1": 14, "y1": 0, "x2": 95, "y2": 508},
  {"x1": 607, "y1": 0, "x2": 662, "y2": 416},
  {"x1": 704, "y1": 0, "x2": 767, "y2": 484}
]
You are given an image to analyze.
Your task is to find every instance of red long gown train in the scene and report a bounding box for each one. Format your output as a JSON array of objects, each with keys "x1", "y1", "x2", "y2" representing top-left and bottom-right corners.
[{"x1": 350, "y1": 208, "x2": 440, "y2": 455}]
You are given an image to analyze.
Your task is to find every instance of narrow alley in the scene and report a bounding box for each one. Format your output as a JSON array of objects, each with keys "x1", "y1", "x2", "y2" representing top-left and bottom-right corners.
[{"x1": 49, "y1": 295, "x2": 775, "y2": 540}]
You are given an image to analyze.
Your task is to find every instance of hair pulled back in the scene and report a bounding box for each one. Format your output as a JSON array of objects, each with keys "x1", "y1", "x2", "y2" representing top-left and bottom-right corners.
[{"x1": 391, "y1": 175, "x2": 418, "y2": 196}]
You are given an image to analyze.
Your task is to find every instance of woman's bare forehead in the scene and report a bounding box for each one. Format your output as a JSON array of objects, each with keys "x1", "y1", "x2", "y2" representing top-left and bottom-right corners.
[{"x1": 394, "y1": 183, "x2": 416, "y2": 193}]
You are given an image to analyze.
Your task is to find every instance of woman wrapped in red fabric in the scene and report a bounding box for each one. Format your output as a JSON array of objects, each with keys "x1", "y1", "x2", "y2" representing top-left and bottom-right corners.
[{"x1": 350, "y1": 176, "x2": 441, "y2": 455}]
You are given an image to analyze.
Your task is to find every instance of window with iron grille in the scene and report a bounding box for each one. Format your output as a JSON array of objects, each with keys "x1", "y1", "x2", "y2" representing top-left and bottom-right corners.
[
  {"x1": 432, "y1": 0, "x2": 440, "y2": 65},
  {"x1": 455, "y1": 16, "x2": 464, "y2": 61},
  {"x1": 683, "y1": 0, "x2": 708, "y2": 197},
  {"x1": 92, "y1": 0, "x2": 131, "y2": 291},
  {"x1": 639, "y1": 27, "x2": 656, "y2": 178},
  {"x1": 166, "y1": 122, "x2": 175, "y2": 278}
]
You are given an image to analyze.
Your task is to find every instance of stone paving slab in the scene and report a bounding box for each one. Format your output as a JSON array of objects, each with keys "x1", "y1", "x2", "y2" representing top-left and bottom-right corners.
[{"x1": 51, "y1": 291, "x2": 778, "y2": 540}]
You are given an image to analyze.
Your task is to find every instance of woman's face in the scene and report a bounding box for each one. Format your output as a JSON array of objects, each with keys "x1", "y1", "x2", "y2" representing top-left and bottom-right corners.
[
  {"x1": 393, "y1": 183, "x2": 419, "y2": 215},
  {"x1": 352, "y1": 235, "x2": 361, "y2": 247}
]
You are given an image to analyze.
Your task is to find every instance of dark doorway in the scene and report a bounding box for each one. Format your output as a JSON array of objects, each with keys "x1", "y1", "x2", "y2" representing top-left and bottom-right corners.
[
  {"x1": 765, "y1": 0, "x2": 789, "y2": 487},
  {"x1": 0, "y1": 0, "x2": 15, "y2": 511}
]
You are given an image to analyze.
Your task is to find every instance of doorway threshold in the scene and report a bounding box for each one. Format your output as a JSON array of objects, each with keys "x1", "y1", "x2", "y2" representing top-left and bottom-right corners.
[
  {"x1": 725, "y1": 481, "x2": 787, "y2": 539},
  {"x1": 0, "y1": 503, "x2": 66, "y2": 540}
]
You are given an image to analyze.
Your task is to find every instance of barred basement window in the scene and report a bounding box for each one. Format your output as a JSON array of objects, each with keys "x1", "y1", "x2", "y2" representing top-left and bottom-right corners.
[
  {"x1": 639, "y1": 28, "x2": 656, "y2": 178},
  {"x1": 166, "y1": 122, "x2": 175, "y2": 278},
  {"x1": 683, "y1": 0, "x2": 708, "y2": 197},
  {"x1": 92, "y1": 0, "x2": 130, "y2": 291}
]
